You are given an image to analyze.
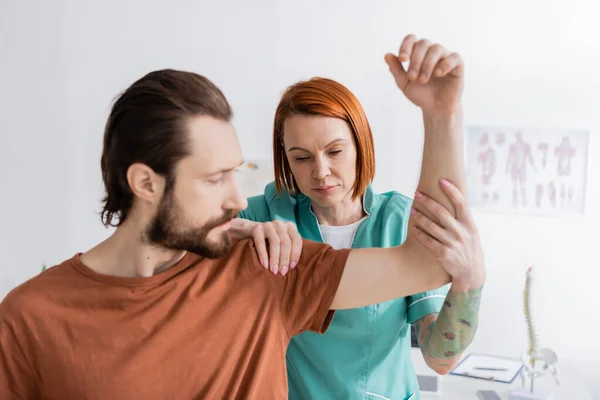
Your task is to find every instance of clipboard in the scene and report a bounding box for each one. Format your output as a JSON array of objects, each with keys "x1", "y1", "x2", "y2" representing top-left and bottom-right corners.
[{"x1": 450, "y1": 353, "x2": 524, "y2": 384}]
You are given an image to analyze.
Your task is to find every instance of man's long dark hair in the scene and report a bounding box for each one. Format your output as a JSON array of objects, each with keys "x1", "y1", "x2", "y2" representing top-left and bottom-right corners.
[{"x1": 100, "y1": 69, "x2": 232, "y2": 227}]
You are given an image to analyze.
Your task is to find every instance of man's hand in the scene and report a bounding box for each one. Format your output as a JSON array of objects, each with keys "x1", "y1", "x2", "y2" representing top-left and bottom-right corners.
[
  {"x1": 229, "y1": 218, "x2": 302, "y2": 276},
  {"x1": 384, "y1": 34, "x2": 464, "y2": 117},
  {"x1": 410, "y1": 179, "x2": 485, "y2": 292}
]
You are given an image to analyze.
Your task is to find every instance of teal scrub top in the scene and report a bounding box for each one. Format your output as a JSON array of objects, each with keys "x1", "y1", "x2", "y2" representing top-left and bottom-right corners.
[{"x1": 239, "y1": 182, "x2": 449, "y2": 400}]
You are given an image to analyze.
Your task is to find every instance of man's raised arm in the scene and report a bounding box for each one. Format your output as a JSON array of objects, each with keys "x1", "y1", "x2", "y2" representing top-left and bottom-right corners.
[{"x1": 331, "y1": 35, "x2": 468, "y2": 309}]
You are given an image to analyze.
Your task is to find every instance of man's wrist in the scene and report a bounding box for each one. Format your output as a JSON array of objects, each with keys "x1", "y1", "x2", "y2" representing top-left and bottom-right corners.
[
  {"x1": 450, "y1": 273, "x2": 485, "y2": 293},
  {"x1": 422, "y1": 106, "x2": 463, "y2": 137}
]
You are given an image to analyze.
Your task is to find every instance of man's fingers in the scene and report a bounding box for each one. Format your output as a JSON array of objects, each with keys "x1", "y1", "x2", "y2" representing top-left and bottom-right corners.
[
  {"x1": 419, "y1": 44, "x2": 447, "y2": 83},
  {"x1": 407, "y1": 39, "x2": 430, "y2": 81},
  {"x1": 398, "y1": 34, "x2": 418, "y2": 62},
  {"x1": 387, "y1": 35, "x2": 448, "y2": 88},
  {"x1": 385, "y1": 53, "x2": 408, "y2": 89},
  {"x1": 435, "y1": 52, "x2": 464, "y2": 78}
]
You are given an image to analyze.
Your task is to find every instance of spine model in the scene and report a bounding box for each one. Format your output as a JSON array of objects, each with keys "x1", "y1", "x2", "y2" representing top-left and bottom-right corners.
[
  {"x1": 524, "y1": 267, "x2": 538, "y2": 360},
  {"x1": 524, "y1": 266, "x2": 538, "y2": 392}
]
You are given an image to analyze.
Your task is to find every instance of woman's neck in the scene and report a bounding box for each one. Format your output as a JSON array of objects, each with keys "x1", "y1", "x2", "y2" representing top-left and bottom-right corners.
[{"x1": 311, "y1": 195, "x2": 365, "y2": 226}]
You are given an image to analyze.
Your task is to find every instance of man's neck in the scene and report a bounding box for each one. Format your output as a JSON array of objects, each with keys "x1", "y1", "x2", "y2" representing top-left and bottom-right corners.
[{"x1": 80, "y1": 219, "x2": 186, "y2": 278}]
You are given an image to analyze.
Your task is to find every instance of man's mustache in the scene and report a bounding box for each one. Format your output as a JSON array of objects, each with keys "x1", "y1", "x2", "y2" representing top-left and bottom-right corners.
[{"x1": 205, "y1": 210, "x2": 238, "y2": 230}]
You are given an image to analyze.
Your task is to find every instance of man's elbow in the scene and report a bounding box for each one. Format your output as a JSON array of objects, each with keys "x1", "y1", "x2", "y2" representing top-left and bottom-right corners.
[
  {"x1": 427, "y1": 358, "x2": 458, "y2": 376},
  {"x1": 431, "y1": 365, "x2": 453, "y2": 375}
]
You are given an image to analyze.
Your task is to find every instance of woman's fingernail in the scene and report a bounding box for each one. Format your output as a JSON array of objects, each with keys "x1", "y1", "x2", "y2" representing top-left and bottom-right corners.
[
  {"x1": 290, "y1": 261, "x2": 296, "y2": 269},
  {"x1": 411, "y1": 208, "x2": 417, "y2": 215},
  {"x1": 262, "y1": 260, "x2": 268, "y2": 269},
  {"x1": 281, "y1": 265, "x2": 288, "y2": 276},
  {"x1": 415, "y1": 191, "x2": 423, "y2": 199},
  {"x1": 441, "y1": 179, "x2": 449, "y2": 187},
  {"x1": 272, "y1": 264, "x2": 278, "y2": 275}
]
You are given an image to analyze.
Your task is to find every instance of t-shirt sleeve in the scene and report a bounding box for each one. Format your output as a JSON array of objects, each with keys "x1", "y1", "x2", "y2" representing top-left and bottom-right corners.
[
  {"x1": 407, "y1": 284, "x2": 450, "y2": 324},
  {"x1": 0, "y1": 316, "x2": 39, "y2": 399},
  {"x1": 279, "y1": 240, "x2": 350, "y2": 337}
]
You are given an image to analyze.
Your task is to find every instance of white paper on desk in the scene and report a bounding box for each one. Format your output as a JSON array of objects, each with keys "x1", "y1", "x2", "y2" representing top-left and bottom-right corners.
[{"x1": 450, "y1": 353, "x2": 524, "y2": 384}]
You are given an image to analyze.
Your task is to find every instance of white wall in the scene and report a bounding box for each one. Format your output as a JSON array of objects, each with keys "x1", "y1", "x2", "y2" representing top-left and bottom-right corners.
[{"x1": 1, "y1": 0, "x2": 599, "y2": 396}]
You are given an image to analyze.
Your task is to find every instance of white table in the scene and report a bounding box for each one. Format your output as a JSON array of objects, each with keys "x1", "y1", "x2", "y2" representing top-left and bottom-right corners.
[
  {"x1": 420, "y1": 371, "x2": 594, "y2": 400},
  {"x1": 412, "y1": 350, "x2": 594, "y2": 400}
]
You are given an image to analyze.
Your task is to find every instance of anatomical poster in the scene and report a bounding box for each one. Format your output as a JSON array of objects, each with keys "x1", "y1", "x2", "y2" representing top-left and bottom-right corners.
[{"x1": 465, "y1": 126, "x2": 589, "y2": 214}]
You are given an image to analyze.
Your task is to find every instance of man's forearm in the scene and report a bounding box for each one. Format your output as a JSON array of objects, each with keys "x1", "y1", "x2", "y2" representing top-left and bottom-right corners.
[
  {"x1": 405, "y1": 108, "x2": 466, "y2": 279},
  {"x1": 423, "y1": 286, "x2": 482, "y2": 362},
  {"x1": 418, "y1": 109, "x2": 467, "y2": 214},
  {"x1": 331, "y1": 109, "x2": 468, "y2": 309}
]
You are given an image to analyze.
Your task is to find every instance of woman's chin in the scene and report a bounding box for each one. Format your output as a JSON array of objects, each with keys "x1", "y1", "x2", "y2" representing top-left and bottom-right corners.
[{"x1": 310, "y1": 195, "x2": 344, "y2": 209}]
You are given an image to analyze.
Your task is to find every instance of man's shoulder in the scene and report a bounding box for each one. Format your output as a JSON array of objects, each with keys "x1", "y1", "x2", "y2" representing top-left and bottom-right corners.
[
  {"x1": 214, "y1": 239, "x2": 267, "y2": 273},
  {"x1": 1, "y1": 257, "x2": 76, "y2": 322},
  {"x1": 295, "y1": 240, "x2": 351, "y2": 276},
  {"x1": 226, "y1": 237, "x2": 330, "y2": 258},
  {"x1": 217, "y1": 238, "x2": 345, "y2": 282}
]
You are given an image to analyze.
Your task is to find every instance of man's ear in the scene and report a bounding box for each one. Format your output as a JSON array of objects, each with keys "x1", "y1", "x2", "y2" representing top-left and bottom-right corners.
[{"x1": 126, "y1": 163, "x2": 164, "y2": 205}]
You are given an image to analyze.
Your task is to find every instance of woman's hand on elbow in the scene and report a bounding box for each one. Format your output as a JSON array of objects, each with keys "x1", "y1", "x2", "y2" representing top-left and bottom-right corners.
[{"x1": 410, "y1": 179, "x2": 486, "y2": 291}]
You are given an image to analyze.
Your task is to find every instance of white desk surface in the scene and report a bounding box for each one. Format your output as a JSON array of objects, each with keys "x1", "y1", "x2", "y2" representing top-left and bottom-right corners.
[
  {"x1": 420, "y1": 370, "x2": 594, "y2": 400},
  {"x1": 412, "y1": 350, "x2": 594, "y2": 400}
]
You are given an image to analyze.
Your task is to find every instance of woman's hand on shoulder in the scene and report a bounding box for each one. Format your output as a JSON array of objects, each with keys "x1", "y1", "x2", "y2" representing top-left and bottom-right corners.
[{"x1": 230, "y1": 218, "x2": 303, "y2": 276}]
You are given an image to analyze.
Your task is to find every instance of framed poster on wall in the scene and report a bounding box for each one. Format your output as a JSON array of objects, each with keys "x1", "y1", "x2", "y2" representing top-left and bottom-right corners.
[{"x1": 465, "y1": 126, "x2": 589, "y2": 215}]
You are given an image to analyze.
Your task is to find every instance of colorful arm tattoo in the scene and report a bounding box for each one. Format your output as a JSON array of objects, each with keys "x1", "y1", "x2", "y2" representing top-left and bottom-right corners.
[{"x1": 415, "y1": 286, "x2": 482, "y2": 366}]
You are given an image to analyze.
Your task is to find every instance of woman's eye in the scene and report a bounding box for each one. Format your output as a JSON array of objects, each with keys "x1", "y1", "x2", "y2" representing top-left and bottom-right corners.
[
  {"x1": 295, "y1": 157, "x2": 309, "y2": 162},
  {"x1": 329, "y1": 150, "x2": 342, "y2": 156},
  {"x1": 209, "y1": 176, "x2": 224, "y2": 184}
]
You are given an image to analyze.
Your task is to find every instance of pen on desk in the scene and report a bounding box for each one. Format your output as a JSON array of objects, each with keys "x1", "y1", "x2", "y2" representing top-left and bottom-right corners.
[
  {"x1": 463, "y1": 372, "x2": 495, "y2": 380},
  {"x1": 474, "y1": 367, "x2": 508, "y2": 371}
]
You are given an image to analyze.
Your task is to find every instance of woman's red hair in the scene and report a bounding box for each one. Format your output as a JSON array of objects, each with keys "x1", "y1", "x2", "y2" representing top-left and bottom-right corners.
[{"x1": 273, "y1": 77, "x2": 375, "y2": 201}]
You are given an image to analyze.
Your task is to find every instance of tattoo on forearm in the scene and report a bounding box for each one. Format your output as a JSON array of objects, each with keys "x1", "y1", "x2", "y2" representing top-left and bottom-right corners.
[
  {"x1": 423, "y1": 287, "x2": 482, "y2": 360},
  {"x1": 443, "y1": 332, "x2": 455, "y2": 340}
]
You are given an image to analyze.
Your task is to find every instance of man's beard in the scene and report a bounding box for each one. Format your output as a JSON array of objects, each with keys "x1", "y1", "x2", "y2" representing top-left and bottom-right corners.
[{"x1": 145, "y1": 188, "x2": 237, "y2": 259}]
